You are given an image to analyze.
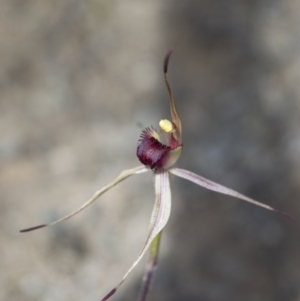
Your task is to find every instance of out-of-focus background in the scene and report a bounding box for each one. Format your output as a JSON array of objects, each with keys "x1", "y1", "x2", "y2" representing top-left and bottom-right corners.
[{"x1": 1, "y1": 1, "x2": 300, "y2": 300}]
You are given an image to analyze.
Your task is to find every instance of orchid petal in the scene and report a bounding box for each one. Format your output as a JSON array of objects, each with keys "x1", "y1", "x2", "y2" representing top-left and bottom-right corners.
[
  {"x1": 101, "y1": 170, "x2": 171, "y2": 301},
  {"x1": 20, "y1": 165, "x2": 149, "y2": 232},
  {"x1": 170, "y1": 168, "x2": 295, "y2": 220}
]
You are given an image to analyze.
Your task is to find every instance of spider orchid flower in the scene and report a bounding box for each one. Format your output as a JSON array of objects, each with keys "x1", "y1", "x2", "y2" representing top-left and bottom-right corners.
[{"x1": 20, "y1": 49, "x2": 294, "y2": 301}]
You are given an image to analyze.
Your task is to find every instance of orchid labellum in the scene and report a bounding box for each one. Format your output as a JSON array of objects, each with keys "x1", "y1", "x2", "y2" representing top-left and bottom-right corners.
[{"x1": 20, "y1": 49, "x2": 294, "y2": 301}]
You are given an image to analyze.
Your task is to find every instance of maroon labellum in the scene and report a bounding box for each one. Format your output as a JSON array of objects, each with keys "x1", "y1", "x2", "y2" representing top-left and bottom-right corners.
[
  {"x1": 137, "y1": 127, "x2": 182, "y2": 169},
  {"x1": 137, "y1": 128, "x2": 171, "y2": 169}
]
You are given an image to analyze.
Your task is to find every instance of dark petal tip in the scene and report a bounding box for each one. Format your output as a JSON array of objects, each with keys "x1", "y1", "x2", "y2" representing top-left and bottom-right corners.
[
  {"x1": 20, "y1": 224, "x2": 47, "y2": 233},
  {"x1": 164, "y1": 48, "x2": 174, "y2": 74},
  {"x1": 273, "y1": 208, "x2": 296, "y2": 221}
]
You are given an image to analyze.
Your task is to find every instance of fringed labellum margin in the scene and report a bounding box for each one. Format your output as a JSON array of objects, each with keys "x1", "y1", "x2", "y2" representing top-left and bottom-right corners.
[{"x1": 137, "y1": 127, "x2": 182, "y2": 169}]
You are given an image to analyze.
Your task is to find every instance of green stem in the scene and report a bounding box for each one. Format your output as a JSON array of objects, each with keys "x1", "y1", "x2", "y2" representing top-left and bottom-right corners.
[{"x1": 137, "y1": 231, "x2": 162, "y2": 301}]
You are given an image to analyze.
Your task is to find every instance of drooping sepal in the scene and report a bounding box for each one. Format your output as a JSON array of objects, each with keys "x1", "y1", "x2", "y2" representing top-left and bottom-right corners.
[
  {"x1": 100, "y1": 170, "x2": 171, "y2": 301},
  {"x1": 20, "y1": 166, "x2": 149, "y2": 232}
]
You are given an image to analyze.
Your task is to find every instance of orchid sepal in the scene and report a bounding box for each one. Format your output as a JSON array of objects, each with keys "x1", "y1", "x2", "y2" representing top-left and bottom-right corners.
[
  {"x1": 101, "y1": 169, "x2": 171, "y2": 301},
  {"x1": 20, "y1": 165, "x2": 149, "y2": 233},
  {"x1": 163, "y1": 49, "x2": 182, "y2": 143},
  {"x1": 169, "y1": 167, "x2": 295, "y2": 221}
]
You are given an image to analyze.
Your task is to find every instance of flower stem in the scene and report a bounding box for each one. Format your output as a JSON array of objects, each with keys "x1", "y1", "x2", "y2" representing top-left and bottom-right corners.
[{"x1": 137, "y1": 231, "x2": 162, "y2": 301}]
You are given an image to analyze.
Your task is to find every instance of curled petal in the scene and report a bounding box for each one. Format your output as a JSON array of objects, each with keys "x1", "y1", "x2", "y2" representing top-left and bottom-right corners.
[
  {"x1": 101, "y1": 170, "x2": 171, "y2": 301},
  {"x1": 170, "y1": 168, "x2": 295, "y2": 221},
  {"x1": 20, "y1": 165, "x2": 149, "y2": 232}
]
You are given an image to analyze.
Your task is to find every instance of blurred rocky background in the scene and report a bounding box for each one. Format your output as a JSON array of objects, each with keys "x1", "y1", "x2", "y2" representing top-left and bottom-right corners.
[{"x1": 0, "y1": 1, "x2": 299, "y2": 301}]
